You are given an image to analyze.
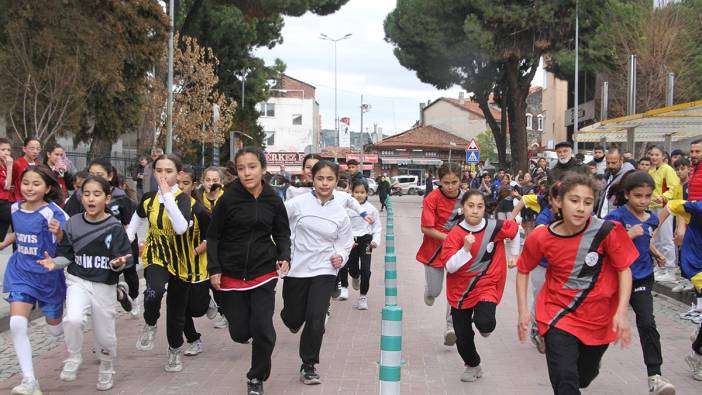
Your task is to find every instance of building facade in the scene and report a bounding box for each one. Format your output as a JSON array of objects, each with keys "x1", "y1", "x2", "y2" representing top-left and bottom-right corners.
[{"x1": 422, "y1": 93, "x2": 502, "y2": 141}]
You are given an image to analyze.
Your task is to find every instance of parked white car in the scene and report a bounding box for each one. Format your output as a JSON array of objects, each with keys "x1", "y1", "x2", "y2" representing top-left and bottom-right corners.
[
  {"x1": 416, "y1": 180, "x2": 439, "y2": 196},
  {"x1": 391, "y1": 175, "x2": 420, "y2": 195},
  {"x1": 366, "y1": 177, "x2": 378, "y2": 195}
]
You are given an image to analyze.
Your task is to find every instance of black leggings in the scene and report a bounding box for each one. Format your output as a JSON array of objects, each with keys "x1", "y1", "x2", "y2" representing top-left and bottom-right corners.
[
  {"x1": 120, "y1": 239, "x2": 140, "y2": 300},
  {"x1": 629, "y1": 275, "x2": 662, "y2": 376},
  {"x1": 340, "y1": 235, "x2": 373, "y2": 295},
  {"x1": 0, "y1": 199, "x2": 11, "y2": 241},
  {"x1": 451, "y1": 301, "x2": 497, "y2": 367},
  {"x1": 544, "y1": 327, "x2": 608, "y2": 395},
  {"x1": 143, "y1": 264, "x2": 170, "y2": 326}
]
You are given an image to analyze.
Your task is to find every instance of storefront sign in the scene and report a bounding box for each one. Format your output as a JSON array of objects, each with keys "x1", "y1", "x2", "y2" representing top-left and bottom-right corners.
[
  {"x1": 265, "y1": 152, "x2": 305, "y2": 166},
  {"x1": 345, "y1": 153, "x2": 379, "y2": 163}
]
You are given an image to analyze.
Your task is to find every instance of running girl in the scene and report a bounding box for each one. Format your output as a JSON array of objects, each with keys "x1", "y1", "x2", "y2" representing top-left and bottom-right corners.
[
  {"x1": 337, "y1": 180, "x2": 382, "y2": 309},
  {"x1": 282, "y1": 160, "x2": 353, "y2": 386},
  {"x1": 12, "y1": 137, "x2": 41, "y2": 201},
  {"x1": 0, "y1": 138, "x2": 14, "y2": 244},
  {"x1": 2, "y1": 165, "x2": 67, "y2": 395},
  {"x1": 200, "y1": 166, "x2": 224, "y2": 211},
  {"x1": 416, "y1": 162, "x2": 464, "y2": 346},
  {"x1": 517, "y1": 174, "x2": 638, "y2": 395},
  {"x1": 126, "y1": 154, "x2": 192, "y2": 373},
  {"x1": 36, "y1": 175, "x2": 132, "y2": 391},
  {"x1": 177, "y1": 166, "x2": 217, "y2": 357},
  {"x1": 207, "y1": 147, "x2": 291, "y2": 395},
  {"x1": 440, "y1": 190, "x2": 519, "y2": 382},
  {"x1": 43, "y1": 143, "x2": 73, "y2": 201},
  {"x1": 604, "y1": 171, "x2": 675, "y2": 394}
]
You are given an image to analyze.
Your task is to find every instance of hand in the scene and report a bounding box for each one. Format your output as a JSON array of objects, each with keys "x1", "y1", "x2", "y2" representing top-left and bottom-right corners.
[
  {"x1": 37, "y1": 251, "x2": 56, "y2": 271},
  {"x1": 364, "y1": 215, "x2": 375, "y2": 225},
  {"x1": 517, "y1": 309, "x2": 530, "y2": 343},
  {"x1": 612, "y1": 311, "x2": 632, "y2": 348},
  {"x1": 110, "y1": 254, "x2": 132, "y2": 268},
  {"x1": 157, "y1": 175, "x2": 170, "y2": 195},
  {"x1": 371, "y1": 241, "x2": 377, "y2": 248},
  {"x1": 655, "y1": 196, "x2": 665, "y2": 205},
  {"x1": 276, "y1": 260, "x2": 290, "y2": 276},
  {"x1": 463, "y1": 232, "x2": 475, "y2": 252},
  {"x1": 330, "y1": 255, "x2": 343, "y2": 269},
  {"x1": 4, "y1": 155, "x2": 13, "y2": 167},
  {"x1": 138, "y1": 242, "x2": 145, "y2": 256},
  {"x1": 210, "y1": 273, "x2": 222, "y2": 290},
  {"x1": 627, "y1": 224, "x2": 644, "y2": 239},
  {"x1": 48, "y1": 219, "x2": 61, "y2": 236},
  {"x1": 507, "y1": 255, "x2": 517, "y2": 269}
]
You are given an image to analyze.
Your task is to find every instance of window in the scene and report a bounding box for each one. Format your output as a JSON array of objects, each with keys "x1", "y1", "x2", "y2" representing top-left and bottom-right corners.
[
  {"x1": 381, "y1": 150, "x2": 395, "y2": 156},
  {"x1": 265, "y1": 131, "x2": 275, "y2": 146},
  {"x1": 526, "y1": 113, "x2": 533, "y2": 130},
  {"x1": 292, "y1": 114, "x2": 302, "y2": 125},
  {"x1": 425, "y1": 151, "x2": 437, "y2": 157},
  {"x1": 259, "y1": 102, "x2": 275, "y2": 117},
  {"x1": 537, "y1": 114, "x2": 544, "y2": 131}
]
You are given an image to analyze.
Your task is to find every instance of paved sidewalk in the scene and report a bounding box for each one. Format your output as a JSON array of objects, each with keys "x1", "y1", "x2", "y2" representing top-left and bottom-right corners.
[{"x1": 0, "y1": 195, "x2": 700, "y2": 394}]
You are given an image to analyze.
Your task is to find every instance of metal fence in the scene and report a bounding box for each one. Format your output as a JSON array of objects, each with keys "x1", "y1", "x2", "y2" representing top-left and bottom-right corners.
[{"x1": 64, "y1": 152, "x2": 139, "y2": 179}]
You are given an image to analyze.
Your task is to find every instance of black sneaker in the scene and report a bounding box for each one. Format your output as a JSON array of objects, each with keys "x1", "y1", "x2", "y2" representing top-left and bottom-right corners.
[
  {"x1": 247, "y1": 379, "x2": 264, "y2": 394},
  {"x1": 300, "y1": 364, "x2": 321, "y2": 385},
  {"x1": 116, "y1": 283, "x2": 133, "y2": 312}
]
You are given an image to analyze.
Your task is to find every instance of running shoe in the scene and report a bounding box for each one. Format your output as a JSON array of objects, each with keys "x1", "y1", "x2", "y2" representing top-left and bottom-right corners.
[
  {"x1": 300, "y1": 364, "x2": 321, "y2": 385},
  {"x1": 693, "y1": 315, "x2": 702, "y2": 325},
  {"x1": 116, "y1": 283, "x2": 133, "y2": 312},
  {"x1": 136, "y1": 324, "x2": 157, "y2": 351},
  {"x1": 213, "y1": 313, "x2": 228, "y2": 329},
  {"x1": 59, "y1": 354, "x2": 82, "y2": 382},
  {"x1": 206, "y1": 297, "x2": 218, "y2": 320},
  {"x1": 423, "y1": 290, "x2": 435, "y2": 306},
  {"x1": 332, "y1": 284, "x2": 341, "y2": 299},
  {"x1": 648, "y1": 374, "x2": 675, "y2": 395},
  {"x1": 96, "y1": 360, "x2": 115, "y2": 391},
  {"x1": 165, "y1": 347, "x2": 183, "y2": 372},
  {"x1": 247, "y1": 378, "x2": 264, "y2": 395},
  {"x1": 460, "y1": 365, "x2": 483, "y2": 382},
  {"x1": 654, "y1": 269, "x2": 677, "y2": 283},
  {"x1": 356, "y1": 296, "x2": 368, "y2": 310},
  {"x1": 351, "y1": 276, "x2": 361, "y2": 291},
  {"x1": 334, "y1": 287, "x2": 348, "y2": 301},
  {"x1": 685, "y1": 351, "x2": 702, "y2": 381},
  {"x1": 680, "y1": 305, "x2": 702, "y2": 320},
  {"x1": 672, "y1": 280, "x2": 694, "y2": 293},
  {"x1": 325, "y1": 306, "x2": 331, "y2": 326},
  {"x1": 184, "y1": 339, "x2": 203, "y2": 356},
  {"x1": 10, "y1": 378, "x2": 42, "y2": 395},
  {"x1": 130, "y1": 295, "x2": 141, "y2": 319},
  {"x1": 444, "y1": 326, "x2": 457, "y2": 346}
]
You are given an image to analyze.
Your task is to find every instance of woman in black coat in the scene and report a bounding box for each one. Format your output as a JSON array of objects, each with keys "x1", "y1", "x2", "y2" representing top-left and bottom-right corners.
[{"x1": 377, "y1": 176, "x2": 390, "y2": 211}]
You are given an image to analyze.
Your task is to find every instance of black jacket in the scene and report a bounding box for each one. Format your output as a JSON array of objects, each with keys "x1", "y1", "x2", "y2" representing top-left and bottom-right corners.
[
  {"x1": 548, "y1": 158, "x2": 590, "y2": 187},
  {"x1": 206, "y1": 179, "x2": 291, "y2": 280}
]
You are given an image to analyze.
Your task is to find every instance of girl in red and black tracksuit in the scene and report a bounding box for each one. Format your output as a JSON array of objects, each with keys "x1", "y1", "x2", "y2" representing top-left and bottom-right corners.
[
  {"x1": 440, "y1": 190, "x2": 519, "y2": 382},
  {"x1": 12, "y1": 137, "x2": 41, "y2": 202},
  {"x1": 207, "y1": 147, "x2": 291, "y2": 395},
  {"x1": 517, "y1": 174, "x2": 638, "y2": 395},
  {"x1": 0, "y1": 138, "x2": 15, "y2": 243},
  {"x1": 44, "y1": 143, "x2": 73, "y2": 204},
  {"x1": 416, "y1": 162, "x2": 464, "y2": 346}
]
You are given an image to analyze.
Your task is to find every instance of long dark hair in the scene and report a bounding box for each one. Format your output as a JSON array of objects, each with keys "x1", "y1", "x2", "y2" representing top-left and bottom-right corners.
[
  {"x1": 181, "y1": 165, "x2": 205, "y2": 208},
  {"x1": 81, "y1": 175, "x2": 113, "y2": 214},
  {"x1": 613, "y1": 171, "x2": 655, "y2": 207},
  {"x1": 43, "y1": 142, "x2": 63, "y2": 166},
  {"x1": 21, "y1": 165, "x2": 63, "y2": 205}
]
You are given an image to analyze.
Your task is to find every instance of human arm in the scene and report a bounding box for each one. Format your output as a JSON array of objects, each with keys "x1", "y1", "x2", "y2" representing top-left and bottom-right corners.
[
  {"x1": 516, "y1": 271, "x2": 531, "y2": 343},
  {"x1": 342, "y1": 192, "x2": 373, "y2": 224},
  {"x1": 612, "y1": 268, "x2": 633, "y2": 348},
  {"x1": 3, "y1": 156, "x2": 13, "y2": 190},
  {"x1": 510, "y1": 199, "x2": 526, "y2": 220},
  {"x1": 206, "y1": 199, "x2": 226, "y2": 279},
  {"x1": 160, "y1": 191, "x2": 190, "y2": 235},
  {"x1": 272, "y1": 197, "x2": 291, "y2": 273},
  {"x1": 370, "y1": 206, "x2": 382, "y2": 247},
  {"x1": 110, "y1": 226, "x2": 133, "y2": 271},
  {"x1": 126, "y1": 212, "x2": 146, "y2": 243},
  {"x1": 443, "y1": 230, "x2": 474, "y2": 274},
  {"x1": 0, "y1": 232, "x2": 15, "y2": 250},
  {"x1": 332, "y1": 216, "x2": 354, "y2": 269}
]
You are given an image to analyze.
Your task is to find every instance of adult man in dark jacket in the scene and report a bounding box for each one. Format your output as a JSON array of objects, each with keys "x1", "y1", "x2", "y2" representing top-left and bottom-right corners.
[
  {"x1": 596, "y1": 148, "x2": 635, "y2": 218},
  {"x1": 548, "y1": 141, "x2": 590, "y2": 186}
]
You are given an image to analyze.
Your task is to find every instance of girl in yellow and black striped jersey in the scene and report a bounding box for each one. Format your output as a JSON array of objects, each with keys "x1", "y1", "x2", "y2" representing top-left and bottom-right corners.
[{"x1": 125, "y1": 154, "x2": 195, "y2": 373}]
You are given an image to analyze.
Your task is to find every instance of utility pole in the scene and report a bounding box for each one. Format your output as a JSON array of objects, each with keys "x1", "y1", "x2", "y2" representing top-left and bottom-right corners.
[
  {"x1": 573, "y1": 0, "x2": 579, "y2": 154},
  {"x1": 359, "y1": 95, "x2": 371, "y2": 175},
  {"x1": 166, "y1": 0, "x2": 174, "y2": 154},
  {"x1": 320, "y1": 33, "x2": 352, "y2": 147}
]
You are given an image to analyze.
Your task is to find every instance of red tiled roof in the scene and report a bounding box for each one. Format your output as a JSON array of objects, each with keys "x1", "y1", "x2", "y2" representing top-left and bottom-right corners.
[
  {"x1": 529, "y1": 86, "x2": 543, "y2": 94},
  {"x1": 434, "y1": 98, "x2": 502, "y2": 121},
  {"x1": 369, "y1": 125, "x2": 469, "y2": 150}
]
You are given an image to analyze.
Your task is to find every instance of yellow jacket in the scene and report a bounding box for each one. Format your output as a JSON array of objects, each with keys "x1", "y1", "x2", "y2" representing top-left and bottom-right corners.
[{"x1": 648, "y1": 164, "x2": 680, "y2": 208}]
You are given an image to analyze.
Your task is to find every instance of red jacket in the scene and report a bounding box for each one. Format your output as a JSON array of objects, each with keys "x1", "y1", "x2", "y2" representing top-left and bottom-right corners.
[
  {"x1": 689, "y1": 162, "x2": 702, "y2": 201},
  {"x1": 12, "y1": 157, "x2": 40, "y2": 201}
]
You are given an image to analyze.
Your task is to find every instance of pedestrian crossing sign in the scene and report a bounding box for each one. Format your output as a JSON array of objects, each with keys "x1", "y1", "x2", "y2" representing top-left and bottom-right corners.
[{"x1": 466, "y1": 151, "x2": 480, "y2": 163}]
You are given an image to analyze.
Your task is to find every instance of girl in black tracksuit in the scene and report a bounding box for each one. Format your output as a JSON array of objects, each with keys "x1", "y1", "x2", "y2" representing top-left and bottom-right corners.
[{"x1": 207, "y1": 147, "x2": 291, "y2": 395}]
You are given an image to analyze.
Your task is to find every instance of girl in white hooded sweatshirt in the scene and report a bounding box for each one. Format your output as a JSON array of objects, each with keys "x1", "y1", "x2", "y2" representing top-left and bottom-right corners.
[{"x1": 281, "y1": 160, "x2": 354, "y2": 386}]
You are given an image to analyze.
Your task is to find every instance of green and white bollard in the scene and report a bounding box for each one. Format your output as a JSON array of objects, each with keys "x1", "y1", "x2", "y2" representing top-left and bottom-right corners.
[
  {"x1": 379, "y1": 305, "x2": 403, "y2": 394},
  {"x1": 384, "y1": 253, "x2": 398, "y2": 306}
]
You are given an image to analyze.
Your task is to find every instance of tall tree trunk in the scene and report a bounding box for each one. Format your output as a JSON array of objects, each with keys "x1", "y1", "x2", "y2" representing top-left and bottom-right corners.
[
  {"x1": 88, "y1": 136, "x2": 112, "y2": 161},
  {"x1": 476, "y1": 94, "x2": 507, "y2": 168},
  {"x1": 504, "y1": 57, "x2": 539, "y2": 173}
]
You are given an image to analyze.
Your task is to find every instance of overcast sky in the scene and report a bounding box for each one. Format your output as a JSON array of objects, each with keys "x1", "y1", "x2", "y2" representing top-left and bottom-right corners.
[{"x1": 255, "y1": 0, "x2": 544, "y2": 136}]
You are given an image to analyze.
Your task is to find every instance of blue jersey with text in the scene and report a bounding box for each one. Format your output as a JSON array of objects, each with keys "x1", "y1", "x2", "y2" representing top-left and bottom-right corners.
[
  {"x1": 3, "y1": 202, "x2": 68, "y2": 304},
  {"x1": 605, "y1": 206, "x2": 657, "y2": 280}
]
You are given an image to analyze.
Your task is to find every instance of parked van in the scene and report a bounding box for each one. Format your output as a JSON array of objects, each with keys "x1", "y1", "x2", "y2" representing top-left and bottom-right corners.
[{"x1": 390, "y1": 175, "x2": 419, "y2": 195}]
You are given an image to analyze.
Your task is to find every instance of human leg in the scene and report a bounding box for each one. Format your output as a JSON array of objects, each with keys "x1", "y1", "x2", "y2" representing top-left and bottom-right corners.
[
  {"x1": 247, "y1": 281, "x2": 277, "y2": 381},
  {"x1": 281, "y1": 276, "x2": 310, "y2": 333},
  {"x1": 544, "y1": 327, "x2": 585, "y2": 395},
  {"x1": 299, "y1": 275, "x2": 336, "y2": 366},
  {"x1": 629, "y1": 276, "x2": 663, "y2": 377}
]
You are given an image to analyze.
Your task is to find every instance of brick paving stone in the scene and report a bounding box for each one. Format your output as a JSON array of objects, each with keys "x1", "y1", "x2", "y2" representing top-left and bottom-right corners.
[{"x1": 0, "y1": 195, "x2": 700, "y2": 394}]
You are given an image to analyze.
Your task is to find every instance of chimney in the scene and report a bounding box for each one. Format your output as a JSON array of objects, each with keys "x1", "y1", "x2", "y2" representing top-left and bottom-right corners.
[
  {"x1": 459, "y1": 91, "x2": 465, "y2": 105},
  {"x1": 419, "y1": 102, "x2": 426, "y2": 126}
]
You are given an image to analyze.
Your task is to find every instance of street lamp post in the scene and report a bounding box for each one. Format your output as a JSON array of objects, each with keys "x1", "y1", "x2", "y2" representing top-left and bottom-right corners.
[
  {"x1": 230, "y1": 68, "x2": 249, "y2": 161},
  {"x1": 166, "y1": 0, "x2": 174, "y2": 154},
  {"x1": 320, "y1": 33, "x2": 352, "y2": 148},
  {"x1": 359, "y1": 95, "x2": 371, "y2": 174}
]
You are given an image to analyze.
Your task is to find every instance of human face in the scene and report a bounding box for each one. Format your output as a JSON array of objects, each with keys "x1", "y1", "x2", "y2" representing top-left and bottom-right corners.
[
  {"x1": 303, "y1": 158, "x2": 319, "y2": 181},
  {"x1": 462, "y1": 194, "x2": 486, "y2": 225},
  {"x1": 440, "y1": 173, "x2": 461, "y2": 198},
  {"x1": 555, "y1": 185, "x2": 595, "y2": 231},
  {"x1": 594, "y1": 149, "x2": 604, "y2": 159},
  {"x1": 556, "y1": 146, "x2": 573, "y2": 163},
  {"x1": 676, "y1": 165, "x2": 690, "y2": 182},
  {"x1": 150, "y1": 149, "x2": 162, "y2": 161},
  {"x1": 623, "y1": 152, "x2": 633, "y2": 160},
  {"x1": 497, "y1": 170, "x2": 505, "y2": 178},
  {"x1": 352, "y1": 183, "x2": 368, "y2": 204},
  {"x1": 649, "y1": 148, "x2": 663, "y2": 166},
  {"x1": 21, "y1": 171, "x2": 49, "y2": 204},
  {"x1": 140, "y1": 158, "x2": 148, "y2": 166},
  {"x1": 154, "y1": 158, "x2": 179, "y2": 187},
  {"x1": 0, "y1": 143, "x2": 11, "y2": 160},
  {"x1": 47, "y1": 148, "x2": 65, "y2": 166},
  {"x1": 23, "y1": 140, "x2": 41, "y2": 161},
  {"x1": 347, "y1": 164, "x2": 358, "y2": 174},
  {"x1": 88, "y1": 164, "x2": 113, "y2": 182},
  {"x1": 236, "y1": 153, "x2": 264, "y2": 192},
  {"x1": 522, "y1": 173, "x2": 532, "y2": 184},
  {"x1": 313, "y1": 166, "x2": 337, "y2": 200},
  {"x1": 177, "y1": 173, "x2": 195, "y2": 195},
  {"x1": 538, "y1": 158, "x2": 546, "y2": 168},
  {"x1": 82, "y1": 180, "x2": 111, "y2": 219},
  {"x1": 605, "y1": 152, "x2": 622, "y2": 173},
  {"x1": 203, "y1": 170, "x2": 222, "y2": 193},
  {"x1": 671, "y1": 154, "x2": 682, "y2": 164},
  {"x1": 625, "y1": 185, "x2": 653, "y2": 214},
  {"x1": 690, "y1": 142, "x2": 702, "y2": 166},
  {"x1": 638, "y1": 160, "x2": 651, "y2": 172}
]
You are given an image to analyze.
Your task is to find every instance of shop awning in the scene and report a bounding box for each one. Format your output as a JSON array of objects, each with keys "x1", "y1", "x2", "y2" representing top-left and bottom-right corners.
[
  {"x1": 576, "y1": 100, "x2": 702, "y2": 143},
  {"x1": 381, "y1": 157, "x2": 413, "y2": 165},
  {"x1": 380, "y1": 157, "x2": 444, "y2": 166}
]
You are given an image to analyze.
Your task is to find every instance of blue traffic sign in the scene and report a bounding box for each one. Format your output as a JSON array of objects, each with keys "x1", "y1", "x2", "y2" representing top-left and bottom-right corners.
[{"x1": 466, "y1": 150, "x2": 480, "y2": 163}]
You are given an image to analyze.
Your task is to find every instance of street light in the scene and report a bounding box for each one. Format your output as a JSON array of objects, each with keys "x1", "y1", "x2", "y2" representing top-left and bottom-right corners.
[
  {"x1": 319, "y1": 33, "x2": 352, "y2": 148},
  {"x1": 166, "y1": 0, "x2": 174, "y2": 154},
  {"x1": 359, "y1": 95, "x2": 371, "y2": 174}
]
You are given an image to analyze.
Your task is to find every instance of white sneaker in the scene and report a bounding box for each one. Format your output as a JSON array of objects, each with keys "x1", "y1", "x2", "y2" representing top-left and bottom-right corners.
[
  {"x1": 424, "y1": 291, "x2": 435, "y2": 306},
  {"x1": 351, "y1": 276, "x2": 361, "y2": 291},
  {"x1": 213, "y1": 313, "x2": 228, "y2": 329},
  {"x1": 11, "y1": 378, "x2": 42, "y2": 395},
  {"x1": 444, "y1": 327, "x2": 457, "y2": 346},
  {"x1": 206, "y1": 297, "x2": 218, "y2": 319},
  {"x1": 680, "y1": 305, "x2": 701, "y2": 320},
  {"x1": 334, "y1": 287, "x2": 348, "y2": 301},
  {"x1": 685, "y1": 351, "x2": 702, "y2": 381},
  {"x1": 130, "y1": 296, "x2": 141, "y2": 319},
  {"x1": 96, "y1": 360, "x2": 115, "y2": 391},
  {"x1": 165, "y1": 347, "x2": 183, "y2": 372},
  {"x1": 136, "y1": 324, "x2": 157, "y2": 351},
  {"x1": 654, "y1": 269, "x2": 677, "y2": 283},
  {"x1": 672, "y1": 280, "x2": 694, "y2": 292},
  {"x1": 460, "y1": 365, "x2": 483, "y2": 382},
  {"x1": 648, "y1": 374, "x2": 675, "y2": 395},
  {"x1": 184, "y1": 339, "x2": 203, "y2": 356},
  {"x1": 59, "y1": 354, "x2": 82, "y2": 382},
  {"x1": 356, "y1": 296, "x2": 368, "y2": 310}
]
